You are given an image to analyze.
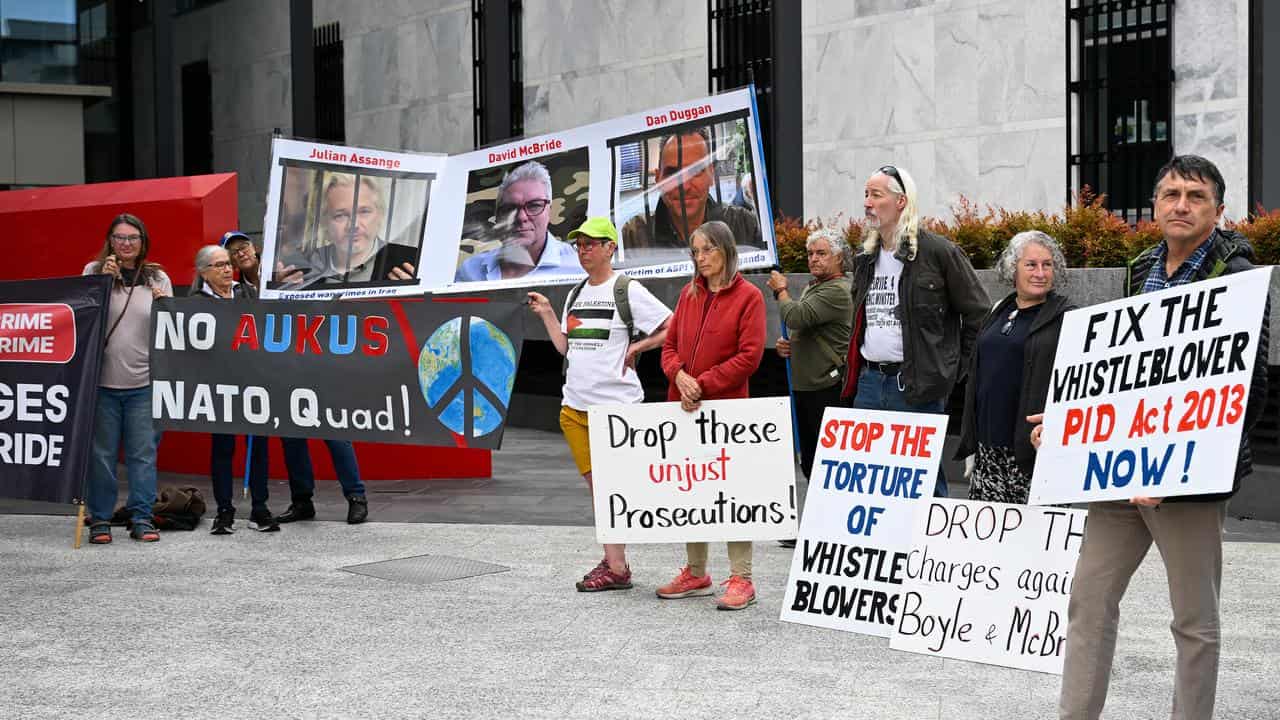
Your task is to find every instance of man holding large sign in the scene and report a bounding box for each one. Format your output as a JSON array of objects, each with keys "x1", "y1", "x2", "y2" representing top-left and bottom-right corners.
[{"x1": 1032, "y1": 156, "x2": 1270, "y2": 720}]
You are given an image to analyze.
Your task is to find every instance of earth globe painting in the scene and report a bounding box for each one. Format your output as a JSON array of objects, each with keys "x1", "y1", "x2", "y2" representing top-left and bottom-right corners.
[{"x1": 418, "y1": 316, "x2": 518, "y2": 438}]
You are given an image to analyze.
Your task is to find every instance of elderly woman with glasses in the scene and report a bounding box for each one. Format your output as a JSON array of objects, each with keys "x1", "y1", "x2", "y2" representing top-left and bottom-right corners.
[
  {"x1": 190, "y1": 245, "x2": 277, "y2": 534},
  {"x1": 954, "y1": 230, "x2": 1077, "y2": 504},
  {"x1": 657, "y1": 220, "x2": 766, "y2": 611},
  {"x1": 81, "y1": 213, "x2": 173, "y2": 544}
]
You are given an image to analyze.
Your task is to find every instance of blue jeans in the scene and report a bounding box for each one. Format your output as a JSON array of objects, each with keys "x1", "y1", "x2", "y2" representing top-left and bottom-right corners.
[
  {"x1": 852, "y1": 368, "x2": 949, "y2": 498},
  {"x1": 87, "y1": 386, "x2": 157, "y2": 524},
  {"x1": 210, "y1": 434, "x2": 270, "y2": 515},
  {"x1": 281, "y1": 437, "x2": 365, "y2": 500}
]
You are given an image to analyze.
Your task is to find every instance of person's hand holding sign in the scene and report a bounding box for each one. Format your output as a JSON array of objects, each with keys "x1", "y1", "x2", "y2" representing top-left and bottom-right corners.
[
  {"x1": 675, "y1": 369, "x2": 702, "y2": 412},
  {"x1": 775, "y1": 337, "x2": 792, "y2": 358},
  {"x1": 273, "y1": 260, "x2": 305, "y2": 288},
  {"x1": 388, "y1": 262, "x2": 415, "y2": 280},
  {"x1": 101, "y1": 254, "x2": 120, "y2": 278},
  {"x1": 1027, "y1": 413, "x2": 1162, "y2": 507}
]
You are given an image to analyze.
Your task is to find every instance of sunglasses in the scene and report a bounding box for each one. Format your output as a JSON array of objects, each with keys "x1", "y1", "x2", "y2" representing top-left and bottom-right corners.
[
  {"x1": 879, "y1": 165, "x2": 905, "y2": 193},
  {"x1": 572, "y1": 238, "x2": 611, "y2": 251}
]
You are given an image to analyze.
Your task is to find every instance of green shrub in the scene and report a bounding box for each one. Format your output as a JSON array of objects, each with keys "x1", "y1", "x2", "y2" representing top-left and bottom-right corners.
[{"x1": 775, "y1": 190, "x2": 1277, "y2": 271}]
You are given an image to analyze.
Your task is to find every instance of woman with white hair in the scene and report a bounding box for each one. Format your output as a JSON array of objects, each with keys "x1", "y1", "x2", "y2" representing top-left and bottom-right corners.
[
  {"x1": 190, "y1": 244, "x2": 278, "y2": 534},
  {"x1": 954, "y1": 230, "x2": 1076, "y2": 504}
]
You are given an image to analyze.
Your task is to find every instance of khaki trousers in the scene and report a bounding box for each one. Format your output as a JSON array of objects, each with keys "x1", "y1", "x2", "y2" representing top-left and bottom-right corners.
[
  {"x1": 1059, "y1": 500, "x2": 1227, "y2": 720},
  {"x1": 687, "y1": 541, "x2": 752, "y2": 579}
]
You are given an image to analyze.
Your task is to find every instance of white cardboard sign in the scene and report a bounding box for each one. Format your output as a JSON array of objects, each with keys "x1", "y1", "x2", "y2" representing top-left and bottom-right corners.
[
  {"x1": 587, "y1": 397, "x2": 796, "y2": 544},
  {"x1": 779, "y1": 407, "x2": 948, "y2": 638},
  {"x1": 889, "y1": 499, "x2": 1087, "y2": 674},
  {"x1": 1029, "y1": 267, "x2": 1270, "y2": 505}
]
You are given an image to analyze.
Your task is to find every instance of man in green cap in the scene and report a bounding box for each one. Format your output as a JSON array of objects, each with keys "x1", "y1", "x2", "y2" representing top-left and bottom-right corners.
[{"x1": 527, "y1": 217, "x2": 671, "y2": 592}]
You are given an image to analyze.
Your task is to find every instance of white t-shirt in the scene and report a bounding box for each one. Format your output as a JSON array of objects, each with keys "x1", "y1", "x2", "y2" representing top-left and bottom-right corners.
[
  {"x1": 860, "y1": 249, "x2": 904, "y2": 362},
  {"x1": 561, "y1": 273, "x2": 671, "y2": 410}
]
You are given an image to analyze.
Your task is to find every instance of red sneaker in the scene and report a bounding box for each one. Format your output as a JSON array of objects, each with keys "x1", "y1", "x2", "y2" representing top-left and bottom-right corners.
[
  {"x1": 716, "y1": 575, "x2": 756, "y2": 611},
  {"x1": 576, "y1": 564, "x2": 632, "y2": 592},
  {"x1": 655, "y1": 566, "x2": 713, "y2": 599}
]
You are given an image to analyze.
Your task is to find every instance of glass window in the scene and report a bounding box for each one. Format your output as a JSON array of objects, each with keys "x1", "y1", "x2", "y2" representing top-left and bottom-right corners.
[{"x1": 0, "y1": 0, "x2": 78, "y2": 83}]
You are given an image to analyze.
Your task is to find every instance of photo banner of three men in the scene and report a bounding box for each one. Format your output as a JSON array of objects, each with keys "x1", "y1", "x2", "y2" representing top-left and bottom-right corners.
[{"x1": 257, "y1": 87, "x2": 774, "y2": 300}]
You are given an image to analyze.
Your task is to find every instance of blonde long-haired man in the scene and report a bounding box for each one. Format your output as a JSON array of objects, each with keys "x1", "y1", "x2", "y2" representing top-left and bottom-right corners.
[{"x1": 843, "y1": 165, "x2": 989, "y2": 497}]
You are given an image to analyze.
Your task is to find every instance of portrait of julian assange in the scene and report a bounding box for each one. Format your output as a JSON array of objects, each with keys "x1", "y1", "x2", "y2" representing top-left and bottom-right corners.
[{"x1": 269, "y1": 168, "x2": 430, "y2": 290}]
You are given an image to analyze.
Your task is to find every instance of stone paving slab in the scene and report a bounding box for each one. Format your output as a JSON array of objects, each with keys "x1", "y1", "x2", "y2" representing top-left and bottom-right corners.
[{"x1": 2, "y1": 515, "x2": 1278, "y2": 719}]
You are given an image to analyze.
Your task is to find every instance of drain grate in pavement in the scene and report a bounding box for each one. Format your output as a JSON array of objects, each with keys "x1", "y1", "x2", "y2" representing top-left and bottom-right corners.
[{"x1": 340, "y1": 554, "x2": 510, "y2": 585}]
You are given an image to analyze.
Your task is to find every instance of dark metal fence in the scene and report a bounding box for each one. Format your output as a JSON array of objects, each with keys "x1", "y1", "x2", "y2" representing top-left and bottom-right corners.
[
  {"x1": 472, "y1": 0, "x2": 523, "y2": 147},
  {"x1": 1067, "y1": 0, "x2": 1173, "y2": 223},
  {"x1": 708, "y1": 0, "x2": 773, "y2": 189}
]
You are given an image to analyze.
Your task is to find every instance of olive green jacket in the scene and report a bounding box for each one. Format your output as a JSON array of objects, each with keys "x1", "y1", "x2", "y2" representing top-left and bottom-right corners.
[{"x1": 779, "y1": 275, "x2": 853, "y2": 391}]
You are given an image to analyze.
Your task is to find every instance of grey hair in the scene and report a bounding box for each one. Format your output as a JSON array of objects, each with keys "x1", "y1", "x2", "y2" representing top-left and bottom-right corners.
[
  {"x1": 995, "y1": 230, "x2": 1070, "y2": 289},
  {"x1": 496, "y1": 160, "x2": 552, "y2": 205},
  {"x1": 194, "y1": 244, "x2": 226, "y2": 271},
  {"x1": 687, "y1": 220, "x2": 739, "y2": 296},
  {"x1": 807, "y1": 227, "x2": 851, "y2": 272}
]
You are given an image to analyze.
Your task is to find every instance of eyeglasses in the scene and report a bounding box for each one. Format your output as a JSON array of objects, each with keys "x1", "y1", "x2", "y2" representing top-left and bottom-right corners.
[
  {"x1": 204, "y1": 260, "x2": 233, "y2": 270},
  {"x1": 496, "y1": 199, "x2": 550, "y2": 217},
  {"x1": 878, "y1": 165, "x2": 905, "y2": 193},
  {"x1": 689, "y1": 246, "x2": 721, "y2": 260},
  {"x1": 110, "y1": 233, "x2": 142, "y2": 245},
  {"x1": 229, "y1": 244, "x2": 256, "y2": 257},
  {"x1": 572, "y1": 238, "x2": 610, "y2": 251}
]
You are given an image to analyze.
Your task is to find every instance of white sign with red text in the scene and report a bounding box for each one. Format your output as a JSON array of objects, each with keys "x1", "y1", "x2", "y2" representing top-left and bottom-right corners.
[
  {"x1": 780, "y1": 407, "x2": 948, "y2": 638},
  {"x1": 1029, "y1": 267, "x2": 1270, "y2": 505},
  {"x1": 587, "y1": 397, "x2": 796, "y2": 544}
]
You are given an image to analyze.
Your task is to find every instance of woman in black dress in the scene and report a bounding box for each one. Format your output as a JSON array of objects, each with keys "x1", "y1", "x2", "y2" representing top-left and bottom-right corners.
[{"x1": 955, "y1": 230, "x2": 1076, "y2": 504}]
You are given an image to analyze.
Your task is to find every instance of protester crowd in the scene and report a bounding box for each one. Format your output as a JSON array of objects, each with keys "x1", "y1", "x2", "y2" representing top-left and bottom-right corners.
[{"x1": 77, "y1": 153, "x2": 1262, "y2": 720}]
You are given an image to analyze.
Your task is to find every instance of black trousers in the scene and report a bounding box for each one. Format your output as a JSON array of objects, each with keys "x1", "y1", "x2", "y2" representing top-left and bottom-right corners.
[
  {"x1": 793, "y1": 382, "x2": 844, "y2": 479},
  {"x1": 210, "y1": 433, "x2": 270, "y2": 514}
]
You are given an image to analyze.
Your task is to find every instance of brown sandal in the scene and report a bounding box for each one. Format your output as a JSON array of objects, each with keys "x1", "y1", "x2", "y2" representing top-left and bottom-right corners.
[
  {"x1": 129, "y1": 521, "x2": 160, "y2": 542},
  {"x1": 88, "y1": 522, "x2": 112, "y2": 544}
]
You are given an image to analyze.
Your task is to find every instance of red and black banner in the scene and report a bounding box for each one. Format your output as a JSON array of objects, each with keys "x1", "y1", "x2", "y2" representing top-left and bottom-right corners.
[
  {"x1": 149, "y1": 297, "x2": 524, "y2": 449},
  {"x1": 0, "y1": 275, "x2": 112, "y2": 503}
]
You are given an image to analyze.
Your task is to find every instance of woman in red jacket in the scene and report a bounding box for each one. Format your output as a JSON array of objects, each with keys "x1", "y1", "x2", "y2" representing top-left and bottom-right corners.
[{"x1": 657, "y1": 220, "x2": 766, "y2": 610}]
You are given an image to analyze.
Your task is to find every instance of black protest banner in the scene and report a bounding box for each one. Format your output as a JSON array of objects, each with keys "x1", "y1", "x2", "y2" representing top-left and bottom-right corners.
[
  {"x1": 0, "y1": 275, "x2": 112, "y2": 503},
  {"x1": 150, "y1": 297, "x2": 523, "y2": 448}
]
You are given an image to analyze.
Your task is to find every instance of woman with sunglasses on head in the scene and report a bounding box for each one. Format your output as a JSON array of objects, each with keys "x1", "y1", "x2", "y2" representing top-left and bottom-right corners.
[
  {"x1": 657, "y1": 220, "x2": 766, "y2": 611},
  {"x1": 954, "y1": 230, "x2": 1076, "y2": 504},
  {"x1": 81, "y1": 213, "x2": 173, "y2": 544}
]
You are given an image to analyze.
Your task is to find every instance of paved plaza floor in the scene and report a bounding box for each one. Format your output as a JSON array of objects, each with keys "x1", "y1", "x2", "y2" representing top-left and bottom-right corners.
[{"x1": 3, "y1": 428, "x2": 1279, "y2": 719}]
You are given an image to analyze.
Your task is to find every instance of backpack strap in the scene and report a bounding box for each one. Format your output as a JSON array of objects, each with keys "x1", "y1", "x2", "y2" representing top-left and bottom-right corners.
[{"x1": 613, "y1": 273, "x2": 637, "y2": 340}]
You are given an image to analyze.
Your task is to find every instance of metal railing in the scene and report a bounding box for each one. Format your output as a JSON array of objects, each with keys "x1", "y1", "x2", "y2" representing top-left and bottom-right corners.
[{"x1": 1067, "y1": 0, "x2": 1174, "y2": 224}]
